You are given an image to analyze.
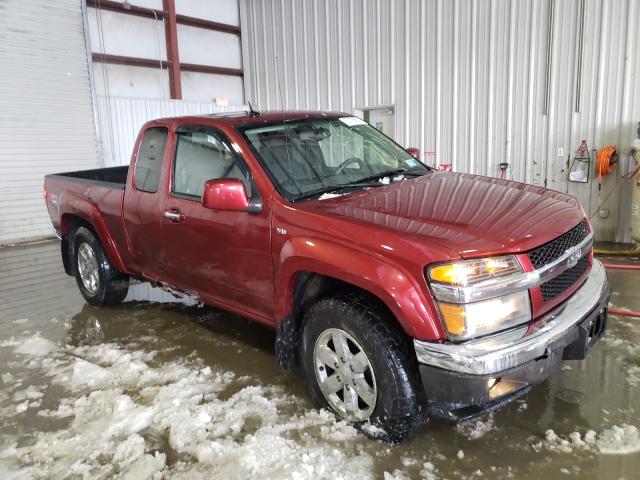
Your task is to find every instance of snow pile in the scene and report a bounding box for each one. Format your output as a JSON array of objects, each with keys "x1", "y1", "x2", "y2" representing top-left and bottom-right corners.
[
  {"x1": 419, "y1": 461, "x2": 439, "y2": 480},
  {"x1": 536, "y1": 425, "x2": 640, "y2": 456},
  {"x1": 13, "y1": 385, "x2": 45, "y2": 412},
  {"x1": 627, "y1": 366, "x2": 640, "y2": 386},
  {"x1": 14, "y1": 335, "x2": 55, "y2": 357},
  {"x1": 0, "y1": 334, "x2": 374, "y2": 479},
  {"x1": 536, "y1": 429, "x2": 596, "y2": 454},
  {"x1": 596, "y1": 425, "x2": 640, "y2": 455},
  {"x1": 602, "y1": 333, "x2": 640, "y2": 358},
  {"x1": 455, "y1": 414, "x2": 495, "y2": 440},
  {"x1": 384, "y1": 470, "x2": 411, "y2": 480}
]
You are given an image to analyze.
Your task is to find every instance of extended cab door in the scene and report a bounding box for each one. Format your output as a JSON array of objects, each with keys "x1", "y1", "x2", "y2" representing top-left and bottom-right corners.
[
  {"x1": 159, "y1": 125, "x2": 275, "y2": 320},
  {"x1": 122, "y1": 125, "x2": 170, "y2": 279}
]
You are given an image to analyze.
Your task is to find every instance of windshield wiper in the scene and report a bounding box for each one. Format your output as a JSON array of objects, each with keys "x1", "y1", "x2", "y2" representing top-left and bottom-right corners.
[
  {"x1": 292, "y1": 169, "x2": 429, "y2": 202},
  {"x1": 351, "y1": 168, "x2": 425, "y2": 185},
  {"x1": 292, "y1": 182, "x2": 382, "y2": 202}
]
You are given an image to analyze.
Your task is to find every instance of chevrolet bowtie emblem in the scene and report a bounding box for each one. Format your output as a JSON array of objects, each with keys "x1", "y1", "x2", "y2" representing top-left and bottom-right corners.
[{"x1": 565, "y1": 245, "x2": 582, "y2": 268}]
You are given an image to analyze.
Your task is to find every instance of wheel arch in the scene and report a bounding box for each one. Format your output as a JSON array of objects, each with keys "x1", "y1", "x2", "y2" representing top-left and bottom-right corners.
[
  {"x1": 59, "y1": 198, "x2": 128, "y2": 274},
  {"x1": 274, "y1": 237, "x2": 442, "y2": 370}
]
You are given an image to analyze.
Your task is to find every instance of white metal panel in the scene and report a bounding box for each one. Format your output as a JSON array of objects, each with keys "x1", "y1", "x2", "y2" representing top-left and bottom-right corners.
[
  {"x1": 175, "y1": 0, "x2": 240, "y2": 26},
  {"x1": 0, "y1": 0, "x2": 101, "y2": 245},
  {"x1": 96, "y1": 96, "x2": 246, "y2": 166},
  {"x1": 180, "y1": 72, "x2": 244, "y2": 104},
  {"x1": 109, "y1": 0, "x2": 163, "y2": 10},
  {"x1": 87, "y1": 8, "x2": 167, "y2": 60},
  {"x1": 240, "y1": 0, "x2": 640, "y2": 242},
  {"x1": 93, "y1": 64, "x2": 170, "y2": 98},
  {"x1": 176, "y1": 25, "x2": 242, "y2": 68}
]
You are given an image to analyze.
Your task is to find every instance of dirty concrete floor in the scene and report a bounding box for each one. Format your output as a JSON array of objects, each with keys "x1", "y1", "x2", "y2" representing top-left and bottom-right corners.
[{"x1": 0, "y1": 240, "x2": 639, "y2": 479}]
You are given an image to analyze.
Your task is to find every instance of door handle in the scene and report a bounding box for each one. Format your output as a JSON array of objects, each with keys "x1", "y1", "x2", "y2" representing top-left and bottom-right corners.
[{"x1": 163, "y1": 209, "x2": 184, "y2": 222}]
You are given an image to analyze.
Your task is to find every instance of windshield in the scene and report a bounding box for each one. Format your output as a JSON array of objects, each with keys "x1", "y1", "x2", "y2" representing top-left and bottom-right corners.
[{"x1": 240, "y1": 116, "x2": 431, "y2": 200}]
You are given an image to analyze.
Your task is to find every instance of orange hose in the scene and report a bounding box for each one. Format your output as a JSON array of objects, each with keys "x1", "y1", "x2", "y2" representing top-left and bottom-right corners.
[
  {"x1": 603, "y1": 263, "x2": 640, "y2": 270},
  {"x1": 609, "y1": 308, "x2": 640, "y2": 318},
  {"x1": 596, "y1": 146, "x2": 617, "y2": 182}
]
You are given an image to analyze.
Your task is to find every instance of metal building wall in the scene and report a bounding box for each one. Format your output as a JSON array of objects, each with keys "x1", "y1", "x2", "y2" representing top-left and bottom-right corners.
[
  {"x1": 0, "y1": 0, "x2": 101, "y2": 245},
  {"x1": 239, "y1": 0, "x2": 640, "y2": 242},
  {"x1": 96, "y1": 96, "x2": 246, "y2": 166}
]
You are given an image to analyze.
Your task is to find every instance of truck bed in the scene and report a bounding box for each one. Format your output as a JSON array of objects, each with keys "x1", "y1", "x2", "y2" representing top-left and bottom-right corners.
[
  {"x1": 45, "y1": 166, "x2": 128, "y2": 189},
  {"x1": 44, "y1": 166, "x2": 131, "y2": 269}
]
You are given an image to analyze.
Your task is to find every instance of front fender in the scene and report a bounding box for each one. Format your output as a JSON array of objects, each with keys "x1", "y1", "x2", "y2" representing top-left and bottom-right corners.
[
  {"x1": 58, "y1": 191, "x2": 129, "y2": 274},
  {"x1": 276, "y1": 237, "x2": 444, "y2": 340}
]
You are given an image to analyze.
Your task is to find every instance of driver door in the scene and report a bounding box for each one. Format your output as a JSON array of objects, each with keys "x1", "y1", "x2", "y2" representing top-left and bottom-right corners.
[{"x1": 160, "y1": 125, "x2": 275, "y2": 319}]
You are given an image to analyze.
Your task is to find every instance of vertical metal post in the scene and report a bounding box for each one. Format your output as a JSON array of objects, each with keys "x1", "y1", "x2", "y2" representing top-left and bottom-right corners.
[
  {"x1": 575, "y1": 0, "x2": 585, "y2": 113},
  {"x1": 163, "y1": 0, "x2": 182, "y2": 99},
  {"x1": 543, "y1": 0, "x2": 555, "y2": 115}
]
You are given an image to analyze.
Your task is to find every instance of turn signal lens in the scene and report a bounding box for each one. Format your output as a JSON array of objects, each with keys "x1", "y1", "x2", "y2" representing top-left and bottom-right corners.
[
  {"x1": 438, "y1": 303, "x2": 466, "y2": 336},
  {"x1": 428, "y1": 256, "x2": 522, "y2": 286}
]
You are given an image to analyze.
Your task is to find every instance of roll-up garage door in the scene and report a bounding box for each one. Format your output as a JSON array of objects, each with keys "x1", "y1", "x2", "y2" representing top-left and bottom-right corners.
[{"x1": 0, "y1": 0, "x2": 100, "y2": 244}]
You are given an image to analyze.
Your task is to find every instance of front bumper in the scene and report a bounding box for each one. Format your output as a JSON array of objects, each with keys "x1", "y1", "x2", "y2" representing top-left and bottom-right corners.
[{"x1": 414, "y1": 259, "x2": 610, "y2": 420}]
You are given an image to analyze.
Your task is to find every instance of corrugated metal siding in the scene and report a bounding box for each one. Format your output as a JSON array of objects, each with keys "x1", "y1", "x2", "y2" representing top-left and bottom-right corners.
[
  {"x1": 96, "y1": 96, "x2": 246, "y2": 166},
  {"x1": 0, "y1": 0, "x2": 101, "y2": 245},
  {"x1": 239, "y1": 0, "x2": 640, "y2": 242}
]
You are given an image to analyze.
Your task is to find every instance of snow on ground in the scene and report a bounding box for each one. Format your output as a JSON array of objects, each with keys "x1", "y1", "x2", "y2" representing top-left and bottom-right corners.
[
  {"x1": 454, "y1": 414, "x2": 495, "y2": 440},
  {"x1": 597, "y1": 425, "x2": 640, "y2": 455},
  {"x1": 535, "y1": 425, "x2": 640, "y2": 456},
  {"x1": 0, "y1": 334, "x2": 373, "y2": 479}
]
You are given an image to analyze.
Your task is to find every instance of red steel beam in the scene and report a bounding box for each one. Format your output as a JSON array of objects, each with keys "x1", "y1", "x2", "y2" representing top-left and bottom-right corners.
[
  {"x1": 175, "y1": 14, "x2": 241, "y2": 35},
  {"x1": 162, "y1": 0, "x2": 182, "y2": 99},
  {"x1": 86, "y1": 0, "x2": 240, "y2": 35},
  {"x1": 92, "y1": 53, "x2": 243, "y2": 78},
  {"x1": 92, "y1": 53, "x2": 169, "y2": 69},
  {"x1": 180, "y1": 63, "x2": 243, "y2": 77}
]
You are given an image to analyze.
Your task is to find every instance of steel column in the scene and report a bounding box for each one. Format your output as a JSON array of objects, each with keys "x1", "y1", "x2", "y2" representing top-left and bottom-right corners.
[{"x1": 162, "y1": 0, "x2": 181, "y2": 99}]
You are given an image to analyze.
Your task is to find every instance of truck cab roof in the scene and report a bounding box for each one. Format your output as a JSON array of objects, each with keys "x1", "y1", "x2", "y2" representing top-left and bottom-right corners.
[{"x1": 150, "y1": 110, "x2": 349, "y2": 128}]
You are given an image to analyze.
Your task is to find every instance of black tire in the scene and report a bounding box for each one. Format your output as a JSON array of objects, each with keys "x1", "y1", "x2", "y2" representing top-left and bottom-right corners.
[
  {"x1": 72, "y1": 226, "x2": 129, "y2": 306},
  {"x1": 299, "y1": 293, "x2": 427, "y2": 443}
]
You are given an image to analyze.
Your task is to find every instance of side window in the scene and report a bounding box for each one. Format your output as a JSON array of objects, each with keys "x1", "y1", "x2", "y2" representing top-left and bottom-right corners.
[
  {"x1": 135, "y1": 127, "x2": 168, "y2": 193},
  {"x1": 173, "y1": 129, "x2": 252, "y2": 198}
]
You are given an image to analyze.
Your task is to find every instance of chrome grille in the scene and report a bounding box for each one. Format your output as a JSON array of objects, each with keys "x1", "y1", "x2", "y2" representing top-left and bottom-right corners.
[
  {"x1": 540, "y1": 254, "x2": 590, "y2": 302},
  {"x1": 527, "y1": 220, "x2": 589, "y2": 269},
  {"x1": 528, "y1": 220, "x2": 590, "y2": 302}
]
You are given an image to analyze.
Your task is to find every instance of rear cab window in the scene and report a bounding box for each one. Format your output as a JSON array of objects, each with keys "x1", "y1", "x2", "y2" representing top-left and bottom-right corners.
[{"x1": 134, "y1": 127, "x2": 168, "y2": 193}]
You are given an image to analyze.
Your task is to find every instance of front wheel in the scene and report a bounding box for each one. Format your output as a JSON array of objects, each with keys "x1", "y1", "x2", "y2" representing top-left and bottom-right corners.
[
  {"x1": 299, "y1": 294, "x2": 427, "y2": 442},
  {"x1": 72, "y1": 227, "x2": 129, "y2": 306}
]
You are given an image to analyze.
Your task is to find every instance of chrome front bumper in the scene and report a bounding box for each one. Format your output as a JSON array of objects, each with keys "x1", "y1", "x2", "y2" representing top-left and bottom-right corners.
[{"x1": 414, "y1": 259, "x2": 609, "y2": 376}]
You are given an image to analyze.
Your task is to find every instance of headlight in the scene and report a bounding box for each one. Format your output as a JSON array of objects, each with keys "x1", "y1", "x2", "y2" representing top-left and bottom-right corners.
[
  {"x1": 428, "y1": 256, "x2": 522, "y2": 286},
  {"x1": 426, "y1": 256, "x2": 532, "y2": 340},
  {"x1": 437, "y1": 291, "x2": 531, "y2": 340}
]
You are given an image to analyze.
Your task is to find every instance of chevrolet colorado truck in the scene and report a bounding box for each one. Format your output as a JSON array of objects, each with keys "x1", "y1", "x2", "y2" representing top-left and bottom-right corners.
[{"x1": 44, "y1": 111, "x2": 610, "y2": 442}]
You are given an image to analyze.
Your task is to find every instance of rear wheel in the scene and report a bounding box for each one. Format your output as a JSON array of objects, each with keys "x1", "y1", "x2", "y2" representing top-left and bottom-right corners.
[
  {"x1": 72, "y1": 227, "x2": 129, "y2": 306},
  {"x1": 299, "y1": 294, "x2": 427, "y2": 442}
]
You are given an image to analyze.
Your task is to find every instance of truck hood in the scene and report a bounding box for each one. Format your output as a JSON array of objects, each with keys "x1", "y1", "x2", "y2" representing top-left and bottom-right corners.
[{"x1": 300, "y1": 171, "x2": 585, "y2": 258}]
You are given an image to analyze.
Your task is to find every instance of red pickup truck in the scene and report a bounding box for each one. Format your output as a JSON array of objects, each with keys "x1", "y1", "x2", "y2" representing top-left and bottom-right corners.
[{"x1": 44, "y1": 111, "x2": 609, "y2": 442}]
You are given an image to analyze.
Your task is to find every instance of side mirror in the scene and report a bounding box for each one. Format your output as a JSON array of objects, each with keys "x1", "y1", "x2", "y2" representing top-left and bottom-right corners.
[
  {"x1": 202, "y1": 178, "x2": 250, "y2": 211},
  {"x1": 406, "y1": 147, "x2": 420, "y2": 160}
]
